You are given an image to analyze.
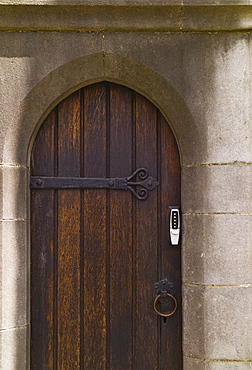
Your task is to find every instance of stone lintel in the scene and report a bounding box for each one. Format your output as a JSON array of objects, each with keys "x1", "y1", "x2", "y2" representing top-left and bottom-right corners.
[{"x1": 0, "y1": 3, "x2": 252, "y2": 32}]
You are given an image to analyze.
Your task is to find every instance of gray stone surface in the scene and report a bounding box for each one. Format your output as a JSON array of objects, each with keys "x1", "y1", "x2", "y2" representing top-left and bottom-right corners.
[
  {"x1": 183, "y1": 0, "x2": 252, "y2": 4},
  {"x1": 184, "y1": 356, "x2": 252, "y2": 370},
  {"x1": 0, "y1": 220, "x2": 29, "y2": 329},
  {"x1": 1, "y1": 47, "x2": 197, "y2": 167},
  {"x1": 104, "y1": 32, "x2": 251, "y2": 165},
  {"x1": 0, "y1": 32, "x2": 103, "y2": 165},
  {"x1": 0, "y1": 166, "x2": 28, "y2": 220},
  {"x1": 182, "y1": 4, "x2": 252, "y2": 31},
  {"x1": 207, "y1": 363, "x2": 252, "y2": 370},
  {"x1": 182, "y1": 164, "x2": 252, "y2": 213},
  {"x1": 182, "y1": 214, "x2": 252, "y2": 285},
  {"x1": 1, "y1": 56, "x2": 104, "y2": 166},
  {"x1": 1, "y1": 32, "x2": 251, "y2": 166},
  {"x1": 0, "y1": 326, "x2": 28, "y2": 369},
  {"x1": 183, "y1": 357, "x2": 207, "y2": 370},
  {"x1": 249, "y1": 33, "x2": 252, "y2": 166},
  {"x1": 0, "y1": 31, "x2": 103, "y2": 86},
  {"x1": 183, "y1": 284, "x2": 252, "y2": 360},
  {"x1": 0, "y1": 0, "x2": 182, "y2": 4}
]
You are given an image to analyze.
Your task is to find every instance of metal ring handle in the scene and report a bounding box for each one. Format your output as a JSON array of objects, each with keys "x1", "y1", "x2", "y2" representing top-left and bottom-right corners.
[{"x1": 153, "y1": 293, "x2": 178, "y2": 317}]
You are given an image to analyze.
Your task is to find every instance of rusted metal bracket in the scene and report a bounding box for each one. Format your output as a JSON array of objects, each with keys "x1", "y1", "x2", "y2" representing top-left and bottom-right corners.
[{"x1": 30, "y1": 168, "x2": 159, "y2": 200}]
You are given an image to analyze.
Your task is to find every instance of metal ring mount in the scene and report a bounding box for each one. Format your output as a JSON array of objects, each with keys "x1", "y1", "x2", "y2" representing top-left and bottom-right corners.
[{"x1": 153, "y1": 293, "x2": 178, "y2": 317}]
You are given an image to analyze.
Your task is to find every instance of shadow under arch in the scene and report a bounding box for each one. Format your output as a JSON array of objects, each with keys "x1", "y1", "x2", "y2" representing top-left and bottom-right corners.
[{"x1": 4, "y1": 52, "x2": 200, "y2": 168}]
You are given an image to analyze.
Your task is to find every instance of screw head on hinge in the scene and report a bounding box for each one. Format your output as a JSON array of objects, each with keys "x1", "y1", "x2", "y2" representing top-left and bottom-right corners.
[{"x1": 36, "y1": 179, "x2": 43, "y2": 186}]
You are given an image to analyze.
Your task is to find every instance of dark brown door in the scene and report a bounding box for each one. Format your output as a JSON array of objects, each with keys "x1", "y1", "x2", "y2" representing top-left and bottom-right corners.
[{"x1": 30, "y1": 82, "x2": 182, "y2": 369}]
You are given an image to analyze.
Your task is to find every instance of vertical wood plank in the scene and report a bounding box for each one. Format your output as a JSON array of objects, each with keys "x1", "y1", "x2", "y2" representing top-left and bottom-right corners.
[
  {"x1": 83, "y1": 83, "x2": 107, "y2": 369},
  {"x1": 109, "y1": 83, "x2": 133, "y2": 369},
  {"x1": 57, "y1": 191, "x2": 81, "y2": 369},
  {"x1": 134, "y1": 93, "x2": 159, "y2": 369},
  {"x1": 58, "y1": 91, "x2": 81, "y2": 177},
  {"x1": 57, "y1": 91, "x2": 81, "y2": 369},
  {"x1": 31, "y1": 110, "x2": 56, "y2": 369},
  {"x1": 159, "y1": 113, "x2": 182, "y2": 370}
]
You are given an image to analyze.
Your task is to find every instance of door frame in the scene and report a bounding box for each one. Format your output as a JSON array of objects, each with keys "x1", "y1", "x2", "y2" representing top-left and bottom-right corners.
[{"x1": 3, "y1": 53, "x2": 196, "y2": 368}]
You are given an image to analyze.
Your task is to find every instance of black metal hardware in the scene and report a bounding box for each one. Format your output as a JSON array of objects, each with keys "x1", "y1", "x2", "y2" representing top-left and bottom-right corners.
[
  {"x1": 153, "y1": 278, "x2": 177, "y2": 318},
  {"x1": 153, "y1": 278, "x2": 175, "y2": 298},
  {"x1": 31, "y1": 168, "x2": 159, "y2": 200}
]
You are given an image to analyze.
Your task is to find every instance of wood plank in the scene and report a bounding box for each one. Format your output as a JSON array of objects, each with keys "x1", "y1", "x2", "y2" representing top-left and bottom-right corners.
[
  {"x1": 31, "y1": 110, "x2": 56, "y2": 369},
  {"x1": 57, "y1": 190, "x2": 81, "y2": 369},
  {"x1": 58, "y1": 91, "x2": 81, "y2": 177},
  {"x1": 57, "y1": 91, "x2": 81, "y2": 369},
  {"x1": 159, "y1": 112, "x2": 182, "y2": 370},
  {"x1": 83, "y1": 83, "x2": 106, "y2": 177},
  {"x1": 109, "y1": 83, "x2": 133, "y2": 369},
  {"x1": 31, "y1": 190, "x2": 55, "y2": 370},
  {"x1": 83, "y1": 83, "x2": 107, "y2": 369},
  {"x1": 31, "y1": 109, "x2": 55, "y2": 177},
  {"x1": 134, "y1": 93, "x2": 159, "y2": 369}
]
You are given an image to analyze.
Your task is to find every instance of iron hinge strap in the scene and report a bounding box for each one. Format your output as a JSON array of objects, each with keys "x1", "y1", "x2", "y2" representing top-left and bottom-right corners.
[{"x1": 30, "y1": 168, "x2": 159, "y2": 200}]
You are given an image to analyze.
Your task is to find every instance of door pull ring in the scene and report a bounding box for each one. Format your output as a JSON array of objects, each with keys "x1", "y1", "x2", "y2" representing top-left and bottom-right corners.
[{"x1": 153, "y1": 293, "x2": 178, "y2": 317}]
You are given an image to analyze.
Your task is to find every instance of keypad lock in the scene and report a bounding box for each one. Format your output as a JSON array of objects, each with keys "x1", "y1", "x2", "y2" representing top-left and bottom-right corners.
[{"x1": 169, "y1": 207, "x2": 180, "y2": 245}]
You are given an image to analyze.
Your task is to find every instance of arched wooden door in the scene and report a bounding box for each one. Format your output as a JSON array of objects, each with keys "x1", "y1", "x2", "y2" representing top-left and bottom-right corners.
[{"x1": 30, "y1": 82, "x2": 182, "y2": 369}]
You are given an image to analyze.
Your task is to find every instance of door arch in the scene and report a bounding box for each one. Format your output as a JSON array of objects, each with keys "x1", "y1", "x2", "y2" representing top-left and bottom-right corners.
[{"x1": 30, "y1": 82, "x2": 182, "y2": 369}]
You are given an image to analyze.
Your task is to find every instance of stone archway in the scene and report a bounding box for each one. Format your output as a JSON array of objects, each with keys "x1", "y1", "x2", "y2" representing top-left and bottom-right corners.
[{"x1": 2, "y1": 53, "x2": 197, "y2": 368}]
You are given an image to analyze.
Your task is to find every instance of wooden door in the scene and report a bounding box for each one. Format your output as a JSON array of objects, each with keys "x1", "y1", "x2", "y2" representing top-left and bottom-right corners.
[{"x1": 30, "y1": 82, "x2": 181, "y2": 369}]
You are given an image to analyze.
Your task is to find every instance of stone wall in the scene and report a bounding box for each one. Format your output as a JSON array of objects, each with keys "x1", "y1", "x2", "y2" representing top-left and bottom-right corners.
[{"x1": 0, "y1": 1, "x2": 251, "y2": 369}]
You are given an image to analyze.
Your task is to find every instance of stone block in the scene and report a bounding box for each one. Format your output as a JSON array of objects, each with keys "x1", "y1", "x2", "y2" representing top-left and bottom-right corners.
[
  {"x1": 0, "y1": 220, "x2": 29, "y2": 329},
  {"x1": 183, "y1": 356, "x2": 206, "y2": 370},
  {"x1": 0, "y1": 326, "x2": 28, "y2": 369},
  {"x1": 206, "y1": 363, "x2": 252, "y2": 370},
  {"x1": 0, "y1": 32, "x2": 104, "y2": 165},
  {"x1": 104, "y1": 32, "x2": 251, "y2": 166},
  {"x1": 183, "y1": 0, "x2": 251, "y2": 4},
  {"x1": 182, "y1": 164, "x2": 252, "y2": 213},
  {"x1": 1, "y1": 2, "x2": 252, "y2": 33},
  {"x1": 0, "y1": 0, "x2": 182, "y2": 4},
  {"x1": 0, "y1": 3, "x2": 182, "y2": 32},
  {"x1": 0, "y1": 31, "x2": 103, "y2": 78},
  {"x1": 182, "y1": 214, "x2": 252, "y2": 285},
  {"x1": 1, "y1": 32, "x2": 250, "y2": 167},
  {"x1": 182, "y1": 3, "x2": 252, "y2": 31},
  {"x1": 0, "y1": 166, "x2": 28, "y2": 220},
  {"x1": 184, "y1": 356, "x2": 252, "y2": 370},
  {"x1": 183, "y1": 284, "x2": 252, "y2": 360}
]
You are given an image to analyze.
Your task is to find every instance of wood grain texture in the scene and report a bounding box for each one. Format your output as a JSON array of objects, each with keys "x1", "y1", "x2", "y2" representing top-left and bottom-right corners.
[
  {"x1": 159, "y1": 113, "x2": 182, "y2": 370},
  {"x1": 83, "y1": 83, "x2": 107, "y2": 369},
  {"x1": 57, "y1": 190, "x2": 81, "y2": 369},
  {"x1": 31, "y1": 110, "x2": 56, "y2": 370},
  {"x1": 109, "y1": 84, "x2": 133, "y2": 369},
  {"x1": 57, "y1": 91, "x2": 82, "y2": 369},
  {"x1": 135, "y1": 93, "x2": 159, "y2": 369},
  {"x1": 31, "y1": 82, "x2": 182, "y2": 369}
]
